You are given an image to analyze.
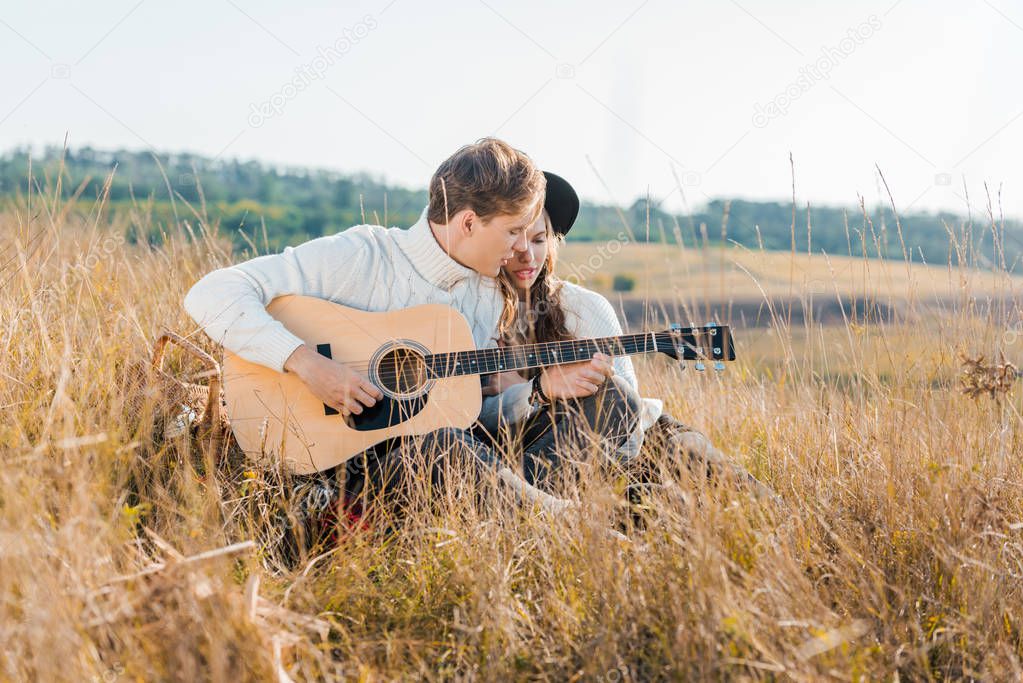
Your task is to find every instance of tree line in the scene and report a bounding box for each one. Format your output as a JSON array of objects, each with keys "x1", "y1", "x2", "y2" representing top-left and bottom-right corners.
[{"x1": 1, "y1": 145, "x2": 1017, "y2": 270}]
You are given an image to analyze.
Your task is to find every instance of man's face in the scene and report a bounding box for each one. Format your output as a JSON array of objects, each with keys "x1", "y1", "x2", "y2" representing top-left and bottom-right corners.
[{"x1": 464, "y1": 200, "x2": 537, "y2": 277}]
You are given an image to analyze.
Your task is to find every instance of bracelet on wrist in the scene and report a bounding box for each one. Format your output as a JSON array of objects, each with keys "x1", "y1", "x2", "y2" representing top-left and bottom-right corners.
[{"x1": 530, "y1": 375, "x2": 550, "y2": 406}]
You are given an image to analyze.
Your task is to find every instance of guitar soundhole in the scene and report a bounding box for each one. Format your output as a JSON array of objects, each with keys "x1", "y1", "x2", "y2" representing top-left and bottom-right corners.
[{"x1": 376, "y1": 347, "x2": 429, "y2": 397}]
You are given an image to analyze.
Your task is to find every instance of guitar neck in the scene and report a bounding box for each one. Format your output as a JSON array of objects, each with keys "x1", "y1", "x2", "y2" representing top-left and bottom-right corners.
[{"x1": 424, "y1": 332, "x2": 668, "y2": 378}]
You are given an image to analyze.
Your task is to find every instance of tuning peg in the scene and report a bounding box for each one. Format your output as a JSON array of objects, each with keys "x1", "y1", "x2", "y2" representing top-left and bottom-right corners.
[
  {"x1": 694, "y1": 361, "x2": 706, "y2": 371},
  {"x1": 714, "y1": 361, "x2": 725, "y2": 371}
]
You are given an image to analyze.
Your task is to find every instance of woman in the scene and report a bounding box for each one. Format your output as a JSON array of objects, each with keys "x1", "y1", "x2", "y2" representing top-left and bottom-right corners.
[{"x1": 477, "y1": 172, "x2": 777, "y2": 501}]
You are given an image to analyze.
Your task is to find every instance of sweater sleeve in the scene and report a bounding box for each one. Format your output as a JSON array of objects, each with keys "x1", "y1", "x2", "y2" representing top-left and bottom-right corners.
[
  {"x1": 560, "y1": 286, "x2": 662, "y2": 429},
  {"x1": 562, "y1": 283, "x2": 663, "y2": 442},
  {"x1": 560, "y1": 284, "x2": 640, "y2": 394},
  {"x1": 183, "y1": 227, "x2": 374, "y2": 372}
]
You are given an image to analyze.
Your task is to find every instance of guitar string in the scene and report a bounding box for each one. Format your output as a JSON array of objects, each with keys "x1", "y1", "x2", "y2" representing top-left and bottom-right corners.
[
  {"x1": 362, "y1": 345, "x2": 672, "y2": 390},
  {"x1": 370, "y1": 340, "x2": 664, "y2": 382},
  {"x1": 317, "y1": 331, "x2": 718, "y2": 381},
  {"x1": 336, "y1": 332, "x2": 719, "y2": 386},
  {"x1": 334, "y1": 332, "x2": 666, "y2": 374}
]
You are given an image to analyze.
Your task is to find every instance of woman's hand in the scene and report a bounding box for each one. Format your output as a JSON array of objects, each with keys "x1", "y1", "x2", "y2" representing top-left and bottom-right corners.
[
  {"x1": 539, "y1": 352, "x2": 614, "y2": 400},
  {"x1": 482, "y1": 370, "x2": 529, "y2": 396}
]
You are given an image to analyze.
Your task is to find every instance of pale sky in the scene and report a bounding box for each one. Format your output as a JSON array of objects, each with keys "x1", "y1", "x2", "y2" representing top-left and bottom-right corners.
[{"x1": 3, "y1": 0, "x2": 1022, "y2": 218}]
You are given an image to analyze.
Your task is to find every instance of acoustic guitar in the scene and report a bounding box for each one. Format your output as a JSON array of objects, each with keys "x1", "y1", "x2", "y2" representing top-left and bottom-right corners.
[{"x1": 223, "y1": 295, "x2": 735, "y2": 474}]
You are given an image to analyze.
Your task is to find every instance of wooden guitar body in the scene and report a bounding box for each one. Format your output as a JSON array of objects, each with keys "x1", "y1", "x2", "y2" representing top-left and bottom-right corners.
[{"x1": 223, "y1": 296, "x2": 481, "y2": 474}]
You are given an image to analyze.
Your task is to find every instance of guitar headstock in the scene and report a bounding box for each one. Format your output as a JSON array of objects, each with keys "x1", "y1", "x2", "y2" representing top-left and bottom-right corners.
[{"x1": 655, "y1": 322, "x2": 736, "y2": 371}]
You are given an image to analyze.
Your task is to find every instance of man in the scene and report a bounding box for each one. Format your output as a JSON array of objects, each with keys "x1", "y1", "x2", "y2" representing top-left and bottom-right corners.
[{"x1": 183, "y1": 138, "x2": 637, "y2": 542}]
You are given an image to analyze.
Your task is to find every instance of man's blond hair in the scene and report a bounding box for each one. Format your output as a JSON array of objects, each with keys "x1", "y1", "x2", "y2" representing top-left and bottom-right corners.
[{"x1": 428, "y1": 138, "x2": 546, "y2": 224}]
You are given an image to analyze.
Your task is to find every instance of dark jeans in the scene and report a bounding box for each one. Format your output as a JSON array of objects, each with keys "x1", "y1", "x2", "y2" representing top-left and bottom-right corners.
[
  {"x1": 341, "y1": 374, "x2": 641, "y2": 502},
  {"x1": 282, "y1": 377, "x2": 640, "y2": 557},
  {"x1": 476, "y1": 375, "x2": 642, "y2": 494},
  {"x1": 280, "y1": 426, "x2": 511, "y2": 561},
  {"x1": 342, "y1": 426, "x2": 503, "y2": 511}
]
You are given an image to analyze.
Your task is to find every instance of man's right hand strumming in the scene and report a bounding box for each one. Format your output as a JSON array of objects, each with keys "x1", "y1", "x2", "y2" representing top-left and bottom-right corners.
[{"x1": 283, "y1": 344, "x2": 384, "y2": 416}]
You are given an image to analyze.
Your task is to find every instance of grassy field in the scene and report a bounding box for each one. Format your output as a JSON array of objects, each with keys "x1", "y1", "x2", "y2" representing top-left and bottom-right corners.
[
  {"x1": 559, "y1": 240, "x2": 1022, "y2": 303},
  {"x1": 1, "y1": 183, "x2": 1022, "y2": 681}
]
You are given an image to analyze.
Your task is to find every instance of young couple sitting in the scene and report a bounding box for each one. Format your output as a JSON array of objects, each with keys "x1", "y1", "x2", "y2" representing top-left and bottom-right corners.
[{"x1": 184, "y1": 137, "x2": 773, "y2": 545}]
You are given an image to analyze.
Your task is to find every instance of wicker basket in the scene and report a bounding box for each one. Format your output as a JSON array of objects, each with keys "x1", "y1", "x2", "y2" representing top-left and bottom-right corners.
[{"x1": 124, "y1": 330, "x2": 235, "y2": 467}]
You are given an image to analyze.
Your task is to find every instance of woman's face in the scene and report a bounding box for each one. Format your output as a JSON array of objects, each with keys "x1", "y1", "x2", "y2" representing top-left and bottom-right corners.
[{"x1": 503, "y1": 211, "x2": 549, "y2": 292}]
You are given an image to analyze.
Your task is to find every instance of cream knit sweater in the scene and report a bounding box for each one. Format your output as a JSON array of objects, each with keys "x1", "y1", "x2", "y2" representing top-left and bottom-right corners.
[{"x1": 183, "y1": 207, "x2": 505, "y2": 373}]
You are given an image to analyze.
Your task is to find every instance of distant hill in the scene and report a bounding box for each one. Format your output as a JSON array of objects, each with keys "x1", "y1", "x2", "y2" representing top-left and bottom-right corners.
[{"x1": 1, "y1": 145, "x2": 1018, "y2": 271}]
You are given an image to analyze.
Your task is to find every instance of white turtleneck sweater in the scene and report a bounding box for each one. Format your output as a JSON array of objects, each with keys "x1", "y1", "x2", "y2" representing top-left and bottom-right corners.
[{"x1": 183, "y1": 207, "x2": 505, "y2": 373}]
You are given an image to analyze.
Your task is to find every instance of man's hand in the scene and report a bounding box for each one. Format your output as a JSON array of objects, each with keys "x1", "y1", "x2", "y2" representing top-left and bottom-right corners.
[
  {"x1": 539, "y1": 352, "x2": 615, "y2": 400},
  {"x1": 481, "y1": 370, "x2": 529, "y2": 396},
  {"x1": 283, "y1": 344, "x2": 383, "y2": 416}
]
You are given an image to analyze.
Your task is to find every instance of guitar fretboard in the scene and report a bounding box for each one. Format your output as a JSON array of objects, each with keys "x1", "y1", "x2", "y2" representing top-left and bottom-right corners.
[{"x1": 422, "y1": 330, "x2": 696, "y2": 378}]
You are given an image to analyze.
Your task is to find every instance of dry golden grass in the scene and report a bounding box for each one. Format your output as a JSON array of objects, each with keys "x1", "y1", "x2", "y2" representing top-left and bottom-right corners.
[{"x1": 1, "y1": 175, "x2": 1022, "y2": 681}]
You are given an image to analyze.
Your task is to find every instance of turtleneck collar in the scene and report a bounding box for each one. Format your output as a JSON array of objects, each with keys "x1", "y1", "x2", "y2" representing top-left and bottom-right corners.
[{"x1": 401, "y1": 207, "x2": 480, "y2": 289}]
